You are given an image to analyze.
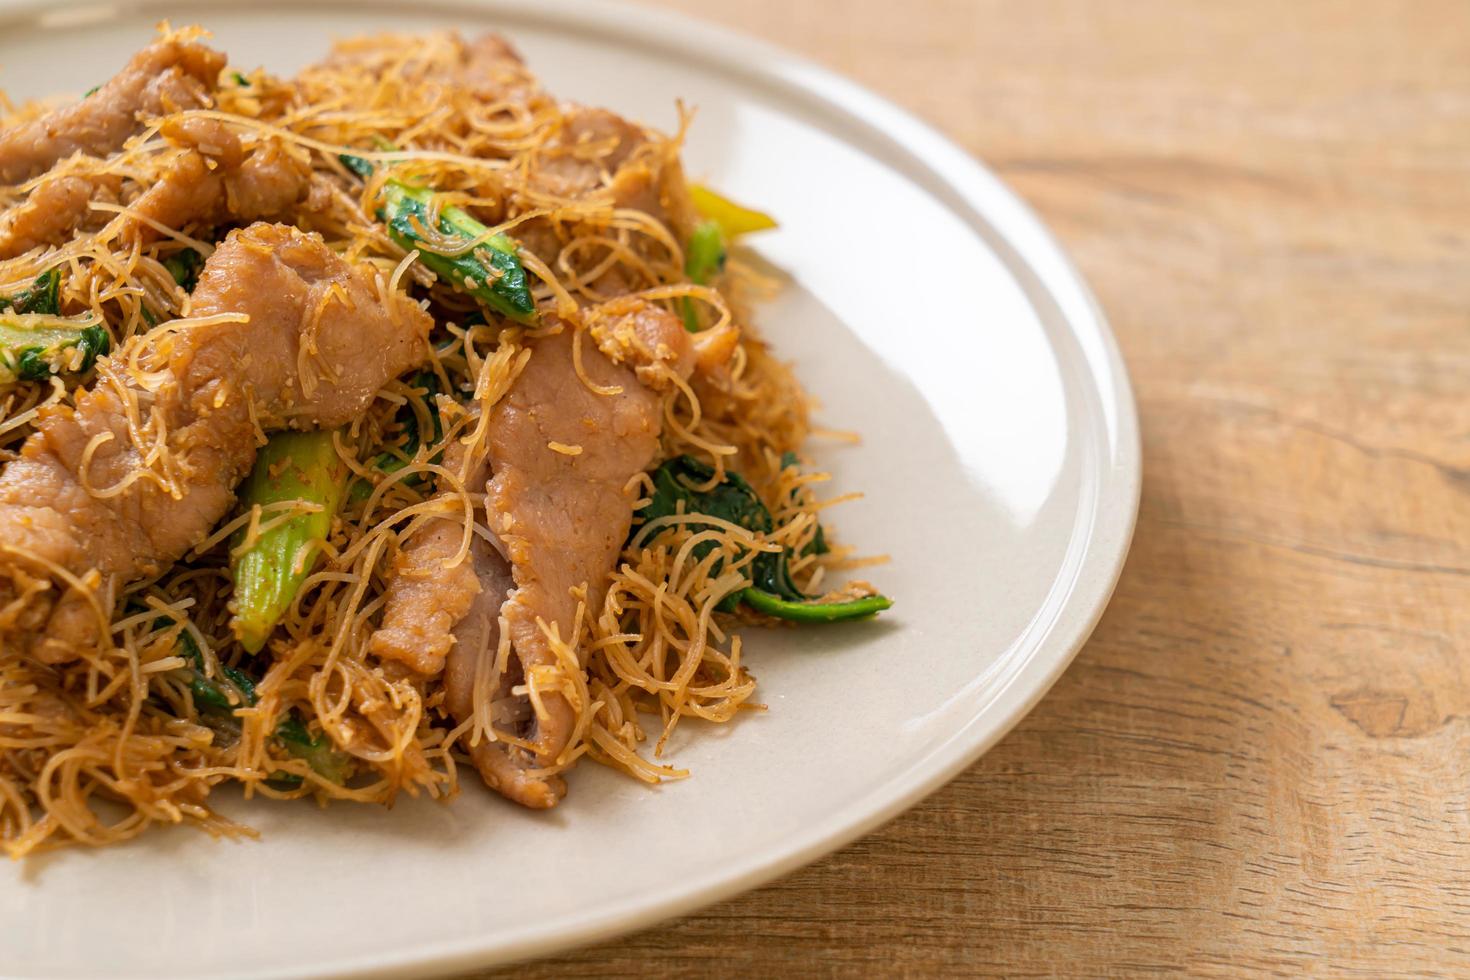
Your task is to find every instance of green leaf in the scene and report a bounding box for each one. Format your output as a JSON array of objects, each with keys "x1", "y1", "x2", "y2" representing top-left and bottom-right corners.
[
  {"x1": 174, "y1": 625, "x2": 256, "y2": 714},
  {"x1": 347, "y1": 370, "x2": 444, "y2": 503},
  {"x1": 14, "y1": 348, "x2": 49, "y2": 382},
  {"x1": 634, "y1": 456, "x2": 891, "y2": 624},
  {"x1": 339, "y1": 152, "x2": 375, "y2": 179},
  {"x1": 162, "y1": 249, "x2": 203, "y2": 291},
  {"x1": 0, "y1": 312, "x2": 108, "y2": 385},
  {"x1": 340, "y1": 151, "x2": 538, "y2": 324},
  {"x1": 381, "y1": 183, "x2": 537, "y2": 325},
  {"x1": 162, "y1": 618, "x2": 351, "y2": 784},
  {"x1": 275, "y1": 714, "x2": 353, "y2": 785},
  {"x1": 3, "y1": 269, "x2": 61, "y2": 315}
]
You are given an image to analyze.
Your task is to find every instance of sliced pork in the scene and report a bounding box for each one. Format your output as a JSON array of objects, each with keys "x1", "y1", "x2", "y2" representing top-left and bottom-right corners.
[
  {"x1": 300, "y1": 31, "x2": 533, "y2": 108},
  {"x1": 0, "y1": 35, "x2": 225, "y2": 185},
  {"x1": 0, "y1": 222, "x2": 430, "y2": 662},
  {"x1": 0, "y1": 165, "x2": 121, "y2": 259},
  {"x1": 370, "y1": 441, "x2": 490, "y2": 676},
  {"x1": 370, "y1": 298, "x2": 697, "y2": 807},
  {"x1": 0, "y1": 119, "x2": 313, "y2": 259},
  {"x1": 114, "y1": 118, "x2": 311, "y2": 245}
]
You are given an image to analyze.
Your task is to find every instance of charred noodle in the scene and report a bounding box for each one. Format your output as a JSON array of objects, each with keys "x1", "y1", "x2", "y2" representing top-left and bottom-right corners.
[{"x1": 0, "y1": 25, "x2": 889, "y2": 857}]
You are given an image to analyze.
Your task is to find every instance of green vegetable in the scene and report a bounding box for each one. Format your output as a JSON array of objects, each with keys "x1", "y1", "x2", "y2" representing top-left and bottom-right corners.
[
  {"x1": 0, "y1": 314, "x2": 108, "y2": 385},
  {"x1": 231, "y1": 71, "x2": 250, "y2": 87},
  {"x1": 163, "y1": 248, "x2": 203, "y2": 291},
  {"x1": 274, "y1": 715, "x2": 353, "y2": 786},
  {"x1": 167, "y1": 622, "x2": 352, "y2": 785},
  {"x1": 682, "y1": 220, "x2": 726, "y2": 331},
  {"x1": 347, "y1": 370, "x2": 444, "y2": 503},
  {"x1": 681, "y1": 186, "x2": 776, "y2": 330},
  {"x1": 340, "y1": 151, "x2": 537, "y2": 325},
  {"x1": 689, "y1": 184, "x2": 778, "y2": 238},
  {"x1": 231, "y1": 430, "x2": 347, "y2": 653},
  {"x1": 740, "y1": 583, "x2": 893, "y2": 622},
  {"x1": 339, "y1": 152, "x2": 378, "y2": 180},
  {"x1": 177, "y1": 628, "x2": 257, "y2": 713},
  {"x1": 634, "y1": 455, "x2": 892, "y2": 623},
  {"x1": 0, "y1": 271, "x2": 107, "y2": 384},
  {"x1": 3, "y1": 269, "x2": 61, "y2": 314},
  {"x1": 685, "y1": 220, "x2": 727, "y2": 285},
  {"x1": 82, "y1": 85, "x2": 99, "y2": 99}
]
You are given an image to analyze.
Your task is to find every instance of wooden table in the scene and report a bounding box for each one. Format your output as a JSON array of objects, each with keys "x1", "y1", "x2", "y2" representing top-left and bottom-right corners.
[{"x1": 480, "y1": 1, "x2": 1470, "y2": 974}]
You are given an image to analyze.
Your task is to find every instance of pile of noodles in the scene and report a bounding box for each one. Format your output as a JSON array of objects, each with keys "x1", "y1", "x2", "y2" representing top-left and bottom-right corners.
[{"x1": 0, "y1": 28, "x2": 880, "y2": 857}]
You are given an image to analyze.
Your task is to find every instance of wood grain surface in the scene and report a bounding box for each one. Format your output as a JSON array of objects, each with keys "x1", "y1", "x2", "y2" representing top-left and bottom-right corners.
[{"x1": 477, "y1": 1, "x2": 1470, "y2": 975}]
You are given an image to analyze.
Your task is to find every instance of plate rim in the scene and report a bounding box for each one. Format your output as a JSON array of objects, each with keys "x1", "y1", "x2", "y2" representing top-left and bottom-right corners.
[{"x1": 0, "y1": 0, "x2": 1142, "y2": 975}]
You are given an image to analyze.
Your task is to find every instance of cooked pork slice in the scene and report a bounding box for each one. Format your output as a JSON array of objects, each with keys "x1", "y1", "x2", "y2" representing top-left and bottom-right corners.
[
  {"x1": 0, "y1": 36, "x2": 225, "y2": 185},
  {"x1": 0, "y1": 120, "x2": 310, "y2": 259},
  {"x1": 0, "y1": 222, "x2": 430, "y2": 662},
  {"x1": 0, "y1": 164, "x2": 121, "y2": 259},
  {"x1": 114, "y1": 118, "x2": 311, "y2": 245},
  {"x1": 370, "y1": 441, "x2": 489, "y2": 675},
  {"x1": 532, "y1": 108, "x2": 649, "y2": 201},
  {"x1": 369, "y1": 299, "x2": 692, "y2": 807},
  {"x1": 520, "y1": 105, "x2": 695, "y2": 293},
  {"x1": 369, "y1": 435, "x2": 567, "y2": 807},
  {"x1": 305, "y1": 31, "x2": 531, "y2": 103},
  {"x1": 489, "y1": 325, "x2": 668, "y2": 765},
  {"x1": 439, "y1": 537, "x2": 568, "y2": 808},
  {"x1": 370, "y1": 292, "x2": 697, "y2": 675}
]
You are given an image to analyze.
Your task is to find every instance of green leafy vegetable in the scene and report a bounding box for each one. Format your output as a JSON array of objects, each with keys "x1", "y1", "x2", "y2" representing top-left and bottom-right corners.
[
  {"x1": 340, "y1": 151, "x2": 537, "y2": 325},
  {"x1": 165, "y1": 621, "x2": 351, "y2": 785},
  {"x1": 176, "y1": 628, "x2": 258, "y2": 714},
  {"x1": 0, "y1": 314, "x2": 108, "y2": 385},
  {"x1": 635, "y1": 455, "x2": 892, "y2": 623},
  {"x1": 347, "y1": 370, "x2": 444, "y2": 503},
  {"x1": 0, "y1": 271, "x2": 107, "y2": 384},
  {"x1": 163, "y1": 248, "x2": 204, "y2": 291},
  {"x1": 231, "y1": 430, "x2": 347, "y2": 653},
  {"x1": 3, "y1": 269, "x2": 61, "y2": 315},
  {"x1": 274, "y1": 715, "x2": 353, "y2": 786},
  {"x1": 231, "y1": 71, "x2": 250, "y2": 87},
  {"x1": 340, "y1": 152, "x2": 377, "y2": 179}
]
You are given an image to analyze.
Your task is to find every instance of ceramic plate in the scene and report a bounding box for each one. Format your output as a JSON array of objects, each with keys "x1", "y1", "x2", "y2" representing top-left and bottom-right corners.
[{"x1": 0, "y1": 1, "x2": 1139, "y2": 976}]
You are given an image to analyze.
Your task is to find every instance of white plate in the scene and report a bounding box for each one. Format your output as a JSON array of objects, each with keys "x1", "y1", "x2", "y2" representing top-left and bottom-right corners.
[{"x1": 0, "y1": 1, "x2": 1139, "y2": 976}]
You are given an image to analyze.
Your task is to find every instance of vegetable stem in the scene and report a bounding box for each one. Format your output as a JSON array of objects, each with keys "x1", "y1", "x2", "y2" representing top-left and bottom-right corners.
[
  {"x1": 341, "y1": 152, "x2": 538, "y2": 325},
  {"x1": 742, "y1": 588, "x2": 893, "y2": 622},
  {"x1": 0, "y1": 313, "x2": 108, "y2": 385},
  {"x1": 230, "y1": 430, "x2": 347, "y2": 653},
  {"x1": 682, "y1": 220, "x2": 726, "y2": 331}
]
